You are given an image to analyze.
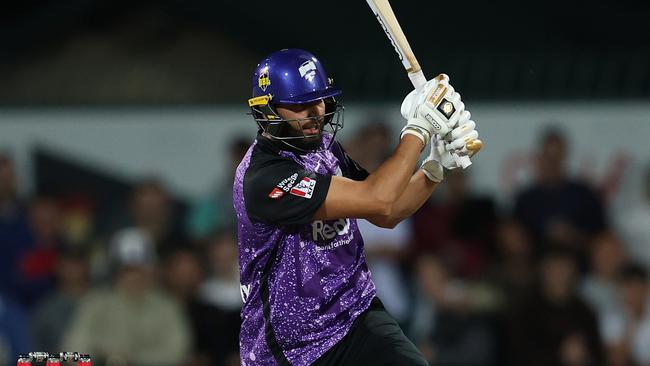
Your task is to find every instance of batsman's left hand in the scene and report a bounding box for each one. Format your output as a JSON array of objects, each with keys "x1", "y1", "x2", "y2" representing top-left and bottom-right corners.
[
  {"x1": 401, "y1": 74, "x2": 464, "y2": 138},
  {"x1": 401, "y1": 74, "x2": 483, "y2": 170}
]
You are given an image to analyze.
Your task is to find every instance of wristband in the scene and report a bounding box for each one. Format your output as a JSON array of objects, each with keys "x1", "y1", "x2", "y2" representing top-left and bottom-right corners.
[{"x1": 400, "y1": 125, "x2": 430, "y2": 148}]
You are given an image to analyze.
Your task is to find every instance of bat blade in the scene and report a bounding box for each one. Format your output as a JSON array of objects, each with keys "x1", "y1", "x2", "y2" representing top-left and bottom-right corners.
[
  {"x1": 366, "y1": 0, "x2": 473, "y2": 168},
  {"x1": 365, "y1": 0, "x2": 426, "y2": 90}
]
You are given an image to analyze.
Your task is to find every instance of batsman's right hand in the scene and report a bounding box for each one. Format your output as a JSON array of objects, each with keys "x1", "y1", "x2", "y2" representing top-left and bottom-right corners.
[{"x1": 400, "y1": 74, "x2": 465, "y2": 138}]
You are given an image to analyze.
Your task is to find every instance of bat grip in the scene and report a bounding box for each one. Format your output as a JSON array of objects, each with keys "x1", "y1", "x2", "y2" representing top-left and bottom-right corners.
[{"x1": 408, "y1": 70, "x2": 427, "y2": 91}]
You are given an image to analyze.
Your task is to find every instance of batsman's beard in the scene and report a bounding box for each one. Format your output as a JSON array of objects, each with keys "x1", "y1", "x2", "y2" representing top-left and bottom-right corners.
[{"x1": 285, "y1": 120, "x2": 324, "y2": 151}]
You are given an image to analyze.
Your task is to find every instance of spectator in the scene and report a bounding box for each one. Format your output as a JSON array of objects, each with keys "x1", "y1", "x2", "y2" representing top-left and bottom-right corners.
[
  {"x1": 344, "y1": 120, "x2": 392, "y2": 173},
  {"x1": 513, "y1": 128, "x2": 607, "y2": 263},
  {"x1": 63, "y1": 228, "x2": 191, "y2": 366},
  {"x1": 579, "y1": 232, "x2": 626, "y2": 332},
  {"x1": 164, "y1": 248, "x2": 204, "y2": 305},
  {"x1": 602, "y1": 264, "x2": 650, "y2": 366},
  {"x1": 487, "y1": 218, "x2": 535, "y2": 309},
  {"x1": 357, "y1": 219, "x2": 411, "y2": 324},
  {"x1": 58, "y1": 194, "x2": 96, "y2": 247},
  {"x1": 616, "y1": 165, "x2": 650, "y2": 271},
  {"x1": 0, "y1": 152, "x2": 18, "y2": 212},
  {"x1": 186, "y1": 137, "x2": 250, "y2": 241},
  {"x1": 345, "y1": 121, "x2": 412, "y2": 323},
  {"x1": 163, "y1": 247, "x2": 239, "y2": 366},
  {"x1": 509, "y1": 248, "x2": 604, "y2": 366},
  {"x1": 0, "y1": 292, "x2": 32, "y2": 365},
  {"x1": 484, "y1": 219, "x2": 537, "y2": 366},
  {"x1": 0, "y1": 153, "x2": 32, "y2": 298},
  {"x1": 113, "y1": 178, "x2": 187, "y2": 262},
  {"x1": 412, "y1": 169, "x2": 497, "y2": 278},
  {"x1": 199, "y1": 230, "x2": 241, "y2": 312},
  {"x1": 31, "y1": 246, "x2": 91, "y2": 351},
  {"x1": 11, "y1": 197, "x2": 64, "y2": 308},
  {"x1": 197, "y1": 230, "x2": 241, "y2": 365},
  {"x1": 411, "y1": 254, "x2": 496, "y2": 366}
]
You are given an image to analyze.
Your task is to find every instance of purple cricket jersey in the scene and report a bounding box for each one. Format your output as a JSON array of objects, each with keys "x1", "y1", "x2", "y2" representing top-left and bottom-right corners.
[{"x1": 233, "y1": 133, "x2": 376, "y2": 366}]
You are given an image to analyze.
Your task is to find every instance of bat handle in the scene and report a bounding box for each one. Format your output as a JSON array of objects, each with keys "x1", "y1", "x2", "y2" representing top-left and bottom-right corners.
[{"x1": 408, "y1": 69, "x2": 427, "y2": 91}]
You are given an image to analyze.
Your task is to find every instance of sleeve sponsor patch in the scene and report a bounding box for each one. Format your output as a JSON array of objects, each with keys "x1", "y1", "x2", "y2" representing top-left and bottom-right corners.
[
  {"x1": 268, "y1": 172, "x2": 299, "y2": 199},
  {"x1": 290, "y1": 177, "x2": 316, "y2": 199},
  {"x1": 268, "y1": 187, "x2": 285, "y2": 199},
  {"x1": 277, "y1": 173, "x2": 298, "y2": 191},
  {"x1": 244, "y1": 157, "x2": 331, "y2": 226}
]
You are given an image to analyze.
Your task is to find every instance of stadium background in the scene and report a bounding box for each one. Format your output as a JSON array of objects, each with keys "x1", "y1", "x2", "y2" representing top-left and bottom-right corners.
[{"x1": 1, "y1": 1, "x2": 649, "y2": 365}]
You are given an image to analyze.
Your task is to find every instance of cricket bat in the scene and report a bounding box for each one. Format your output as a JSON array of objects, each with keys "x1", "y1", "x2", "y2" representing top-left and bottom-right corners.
[{"x1": 365, "y1": 0, "x2": 475, "y2": 168}]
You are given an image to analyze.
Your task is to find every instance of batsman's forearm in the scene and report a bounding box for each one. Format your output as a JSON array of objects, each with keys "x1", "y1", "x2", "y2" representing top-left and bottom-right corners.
[
  {"x1": 391, "y1": 170, "x2": 438, "y2": 219},
  {"x1": 368, "y1": 170, "x2": 437, "y2": 228},
  {"x1": 364, "y1": 135, "x2": 423, "y2": 207}
]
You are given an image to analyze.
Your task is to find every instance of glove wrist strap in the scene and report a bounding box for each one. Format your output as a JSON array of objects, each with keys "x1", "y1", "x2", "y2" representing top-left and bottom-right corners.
[{"x1": 400, "y1": 126, "x2": 430, "y2": 148}]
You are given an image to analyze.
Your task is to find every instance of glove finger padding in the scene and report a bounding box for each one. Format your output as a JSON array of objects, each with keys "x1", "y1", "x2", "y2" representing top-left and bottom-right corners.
[
  {"x1": 440, "y1": 150, "x2": 462, "y2": 170},
  {"x1": 447, "y1": 130, "x2": 479, "y2": 150},
  {"x1": 464, "y1": 139, "x2": 483, "y2": 157},
  {"x1": 452, "y1": 139, "x2": 482, "y2": 158},
  {"x1": 423, "y1": 132, "x2": 477, "y2": 171},
  {"x1": 449, "y1": 120, "x2": 476, "y2": 140},
  {"x1": 457, "y1": 110, "x2": 471, "y2": 126}
]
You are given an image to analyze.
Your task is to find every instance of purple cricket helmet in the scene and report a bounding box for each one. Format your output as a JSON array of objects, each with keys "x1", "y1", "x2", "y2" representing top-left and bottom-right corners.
[
  {"x1": 251, "y1": 48, "x2": 341, "y2": 103},
  {"x1": 248, "y1": 49, "x2": 344, "y2": 152}
]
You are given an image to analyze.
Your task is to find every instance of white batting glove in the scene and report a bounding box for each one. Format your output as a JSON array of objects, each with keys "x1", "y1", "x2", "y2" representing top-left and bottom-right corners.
[
  {"x1": 421, "y1": 136, "x2": 466, "y2": 177},
  {"x1": 400, "y1": 74, "x2": 464, "y2": 145},
  {"x1": 436, "y1": 110, "x2": 483, "y2": 170},
  {"x1": 420, "y1": 137, "x2": 445, "y2": 182}
]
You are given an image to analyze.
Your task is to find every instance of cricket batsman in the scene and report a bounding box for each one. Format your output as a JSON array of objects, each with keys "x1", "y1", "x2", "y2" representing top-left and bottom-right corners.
[{"x1": 234, "y1": 49, "x2": 482, "y2": 366}]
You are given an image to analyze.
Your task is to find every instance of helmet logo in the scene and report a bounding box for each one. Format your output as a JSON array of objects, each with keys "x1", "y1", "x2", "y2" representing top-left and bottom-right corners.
[
  {"x1": 299, "y1": 60, "x2": 317, "y2": 81},
  {"x1": 258, "y1": 66, "x2": 271, "y2": 91}
]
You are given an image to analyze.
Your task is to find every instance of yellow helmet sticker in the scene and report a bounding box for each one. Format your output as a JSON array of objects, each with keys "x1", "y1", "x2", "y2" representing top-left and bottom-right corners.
[
  {"x1": 248, "y1": 95, "x2": 272, "y2": 107},
  {"x1": 258, "y1": 67, "x2": 271, "y2": 91}
]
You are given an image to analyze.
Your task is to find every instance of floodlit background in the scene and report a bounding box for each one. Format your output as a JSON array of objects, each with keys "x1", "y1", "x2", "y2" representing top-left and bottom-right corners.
[{"x1": 1, "y1": 1, "x2": 650, "y2": 365}]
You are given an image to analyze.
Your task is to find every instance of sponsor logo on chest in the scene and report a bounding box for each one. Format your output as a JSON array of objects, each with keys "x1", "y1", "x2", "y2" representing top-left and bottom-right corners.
[{"x1": 312, "y1": 218, "x2": 350, "y2": 241}]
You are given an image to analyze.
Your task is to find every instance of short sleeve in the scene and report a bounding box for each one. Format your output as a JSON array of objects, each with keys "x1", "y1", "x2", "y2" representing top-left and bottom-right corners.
[{"x1": 243, "y1": 159, "x2": 332, "y2": 226}]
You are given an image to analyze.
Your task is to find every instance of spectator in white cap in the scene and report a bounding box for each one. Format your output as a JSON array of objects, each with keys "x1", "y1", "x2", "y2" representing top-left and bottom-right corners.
[{"x1": 63, "y1": 228, "x2": 191, "y2": 366}]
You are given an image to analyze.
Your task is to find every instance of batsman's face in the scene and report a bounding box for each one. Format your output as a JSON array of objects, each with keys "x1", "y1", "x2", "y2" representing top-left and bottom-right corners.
[{"x1": 276, "y1": 100, "x2": 326, "y2": 140}]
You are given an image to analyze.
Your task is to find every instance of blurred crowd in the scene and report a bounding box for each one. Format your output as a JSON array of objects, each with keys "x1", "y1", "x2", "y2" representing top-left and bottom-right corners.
[
  {"x1": 0, "y1": 143, "x2": 245, "y2": 366},
  {"x1": 1, "y1": 123, "x2": 650, "y2": 366},
  {"x1": 346, "y1": 123, "x2": 650, "y2": 366}
]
